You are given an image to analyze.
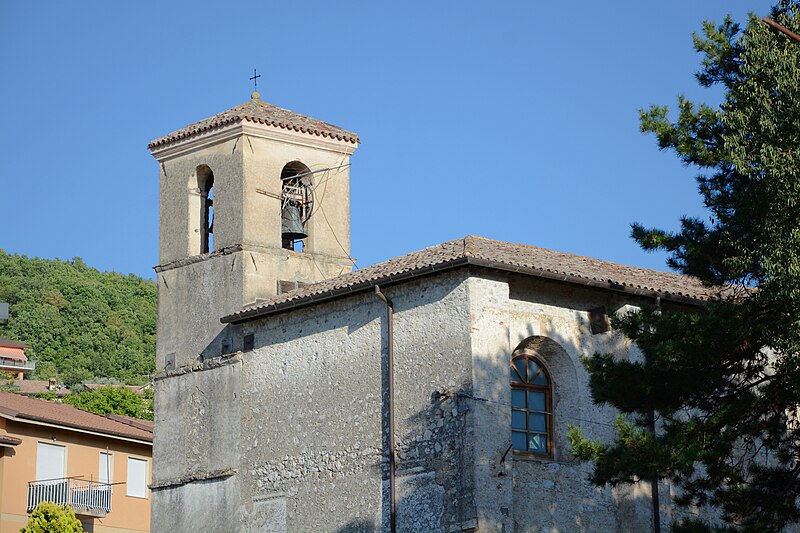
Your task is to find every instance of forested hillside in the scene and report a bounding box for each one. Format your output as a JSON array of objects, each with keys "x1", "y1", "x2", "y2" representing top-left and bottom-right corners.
[{"x1": 0, "y1": 250, "x2": 156, "y2": 384}]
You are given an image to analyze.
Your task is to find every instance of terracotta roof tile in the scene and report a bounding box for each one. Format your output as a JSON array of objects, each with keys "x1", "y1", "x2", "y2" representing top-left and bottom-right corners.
[
  {"x1": 10, "y1": 380, "x2": 69, "y2": 397},
  {"x1": 0, "y1": 391, "x2": 152, "y2": 443},
  {"x1": 0, "y1": 337, "x2": 30, "y2": 349},
  {"x1": 148, "y1": 95, "x2": 359, "y2": 149},
  {"x1": 105, "y1": 414, "x2": 154, "y2": 433},
  {"x1": 0, "y1": 431, "x2": 21, "y2": 446},
  {"x1": 223, "y1": 236, "x2": 721, "y2": 323}
]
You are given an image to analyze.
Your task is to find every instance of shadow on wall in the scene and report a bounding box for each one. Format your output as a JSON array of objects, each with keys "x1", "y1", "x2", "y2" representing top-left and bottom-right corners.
[
  {"x1": 330, "y1": 318, "x2": 657, "y2": 533},
  {"x1": 223, "y1": 279, "x2": 660, "y2": 532}
]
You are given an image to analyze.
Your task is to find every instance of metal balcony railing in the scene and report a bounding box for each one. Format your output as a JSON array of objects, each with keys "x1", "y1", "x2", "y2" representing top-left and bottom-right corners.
[
  {"x1": 0, "y1": 357, "x2": 35, "y2": 371},
  {"x1": 27, "y1": 478, "x2": 112, "y2": 517}
]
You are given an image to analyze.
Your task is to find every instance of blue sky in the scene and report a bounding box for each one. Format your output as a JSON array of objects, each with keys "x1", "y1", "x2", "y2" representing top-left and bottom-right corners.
[{"x1": 0, "y1": 1, "x2": 773, "y2": 280}]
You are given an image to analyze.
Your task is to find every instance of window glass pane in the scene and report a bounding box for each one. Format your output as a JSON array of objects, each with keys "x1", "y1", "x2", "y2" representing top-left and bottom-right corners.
[
  {"x1": 512, "y1": 431, "x2": 527, "y2": 451},
  {"x1": 528, "y1": 391, "x2": 546, "y2": 412},
  {"x1": 510, "y1": 364, "x2": 522, "y2": 383},
  {"x1": 533, "y1": 369, "x2": 549, "y2": 385},
  {"x1": 511, "y1": 409, "x2": 526, "y2": 430},
  {"x1": 514, "y1": 359, "x2": 526, "y2": 381},
  {"x1": 527, "y1": 360, "x2": 540, "y2": 382},
  {"x1": 127, "y1": 457, "x2": 148, "y2": 498},
  {"x1": 511, "y1": 389, "x2": 526, "y2": 408},
  {"x1": 529, "y1": 433, "x2": 548, "y2": 454},
  {"x1": 529, "y1": 413, "x2": 547, "y2": 432}
]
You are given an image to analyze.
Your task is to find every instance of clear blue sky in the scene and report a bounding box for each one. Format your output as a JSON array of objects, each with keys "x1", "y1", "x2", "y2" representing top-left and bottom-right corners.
[{"x1": 0, "y1": 1, "x2": 773, "y2": 280}]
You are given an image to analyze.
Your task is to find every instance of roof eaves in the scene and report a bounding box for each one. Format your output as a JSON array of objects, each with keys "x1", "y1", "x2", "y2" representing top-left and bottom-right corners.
[
  {"x1": 0, "y1": 411, "x2": 152, "y2": 445},
  {"x1": 221, "y1": 254, "x2": 708, "y2": 324},
  {"x1": 464, "y1": 258, "x2": 708, "y2": 306},
  {"x1": 221, "y1": 256, "x2": 472, "y2": 324},
  {"x1": 0, "y1": 338, "x2": 31, "y2": 349},
  {"x1": 0, "y1": 434, "x2": 21, "y2": 446}
]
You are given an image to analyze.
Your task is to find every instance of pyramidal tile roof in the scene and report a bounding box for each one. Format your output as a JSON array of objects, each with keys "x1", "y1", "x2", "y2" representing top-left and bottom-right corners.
[
  {"x1": 223, "y1": 236, "x2": 720, "y2": 323},
  {"x1": 148, "y1": 93, "x2": 359, "y2": 149}
]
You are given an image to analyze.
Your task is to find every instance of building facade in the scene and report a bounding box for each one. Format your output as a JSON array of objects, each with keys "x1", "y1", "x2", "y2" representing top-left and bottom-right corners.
[
  {"x1": 0, "y1": 391, "x2": 152, "y2": 532},
  {"x1": 150, "y1": 97, "x2": 714, "y2": 532}
]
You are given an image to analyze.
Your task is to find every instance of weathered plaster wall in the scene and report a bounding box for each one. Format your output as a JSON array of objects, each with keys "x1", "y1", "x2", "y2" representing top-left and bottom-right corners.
[
  {"x1": 154, "y1": 126, "x2": 356, "y2": 372},
  {"x1": 157, "y1": 137, "x2": 245, "y2": 264},
  {"x1": 238, "y1": 271, "x2": 476, "y2": 532},
  {"x1": 151, "y1": 359, "x2": 242, "y2": 532},
  {"x1": 485, "y1": 274, "x2": 660, "y2": 532},
  {"x1": 156, "y1": 254, "x2": 244, "y2": 369},
  {"x1": 241, "y1": 134, "x2": 353, "y2": 260}
]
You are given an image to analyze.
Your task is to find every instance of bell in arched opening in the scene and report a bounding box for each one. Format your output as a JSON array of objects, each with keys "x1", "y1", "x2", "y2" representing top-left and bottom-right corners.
[{"x1": 281, "y1": 203, "x2": 308, "y2": 241}]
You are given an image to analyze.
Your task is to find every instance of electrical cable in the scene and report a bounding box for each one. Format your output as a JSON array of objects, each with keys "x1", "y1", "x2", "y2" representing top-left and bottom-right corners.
[{"x1": 454, "y1": 390, "x2": 619, "y2": 429}]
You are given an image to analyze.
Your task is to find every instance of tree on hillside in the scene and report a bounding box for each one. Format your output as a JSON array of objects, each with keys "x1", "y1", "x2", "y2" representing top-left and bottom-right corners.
[
  {"x1": 0, "y1": 252, "x2": 156, "y2": 384},
  {"x1": 569, "y1": 2, "x2": 800, "y2": 531},
  {"x1": 63, "y1": 386, "x2": 153, "y2": 421}
]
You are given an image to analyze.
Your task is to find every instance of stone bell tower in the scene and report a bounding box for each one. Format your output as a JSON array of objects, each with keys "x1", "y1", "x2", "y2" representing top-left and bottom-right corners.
[{"x1": 149, "y1": 91, "x2": 359, "y2": 371}]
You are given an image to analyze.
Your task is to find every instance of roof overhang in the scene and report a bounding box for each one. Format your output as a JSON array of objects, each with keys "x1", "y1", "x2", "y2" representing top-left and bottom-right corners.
[
  {"x1": 149, "y1": 119, "x2": 358, "y2": 162},
  {"x1": 0, "y1": 411, "x2": 152, "y2": 446},
  {"x1": 222, "y1": 257, "x2": 705, "y2": 324}
]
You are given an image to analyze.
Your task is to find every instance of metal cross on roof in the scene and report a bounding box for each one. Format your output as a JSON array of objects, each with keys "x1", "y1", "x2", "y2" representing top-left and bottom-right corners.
[{"x1": 249, "y1": 69, "x2": 262, "y2": 89}]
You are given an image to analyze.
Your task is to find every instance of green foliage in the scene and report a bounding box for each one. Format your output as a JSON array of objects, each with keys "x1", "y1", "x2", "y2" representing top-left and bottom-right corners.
[
  {"x1": 573, "y1": 2, "x2": 800, "y2": 531},
  {"x1": 20, "y1": 501, "x2": 84, "y2": 533},
  {"x1": 0, "y1": 250, "x2": 156, "y2": 384},
  {"x1": 63, "y1": 386, "x2": 153, "y2": 421},
  {"x1": 0, "y1": 371, "x2": 19, "y2": 392}
]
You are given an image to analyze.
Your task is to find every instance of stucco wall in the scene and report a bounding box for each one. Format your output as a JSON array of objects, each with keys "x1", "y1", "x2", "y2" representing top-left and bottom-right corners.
[
  {"x1": 470, "y1": 273, "x2": 662, "y2": 532},
  {"x1": 0, "y1": 420, "x2": 151, "y2": 533},
  {"x1": 154, "y1": 125, "x2": 355, "y2": 373},
  {"x1": 153, "y1": 260, "x2": 710, "y2": 532},
  {"x1": 238, "y1": 271, "x2": 476, "y2": 532},
  {"x1": 150, "y1": 358, "x2": 241, "y2": 532}
]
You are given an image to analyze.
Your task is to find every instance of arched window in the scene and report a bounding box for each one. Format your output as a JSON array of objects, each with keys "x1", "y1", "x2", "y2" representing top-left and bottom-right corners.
[
  {"x1": 280, "y1": 161, "x2": 312, "y2": 251},
  {"x1": 197, "y1": 165, "x2": 214, "y2": 253},
  {"x1": 511, "y1": 353, "x2": 552, "y2": 455}
]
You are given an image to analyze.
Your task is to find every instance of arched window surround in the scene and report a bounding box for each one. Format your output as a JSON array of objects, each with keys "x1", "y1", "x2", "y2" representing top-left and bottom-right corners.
[
  {"x1": 280, "y1": 160, "x2": 312, "y2": 251},
  {"x1": 510, "y1": 349, "x2": 554, "y2": 457},
  {"x1": 189, "y1": 164, "x2": 214, "y2": 255}
]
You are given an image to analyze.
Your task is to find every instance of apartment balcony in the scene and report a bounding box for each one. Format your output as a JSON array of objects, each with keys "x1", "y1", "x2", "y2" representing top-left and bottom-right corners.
[
  {"x1": 27, "y1": 478, "x2": 112, "y2": 517},
  {"x1": 0, "y1": 356, "x2": 35, "y2": 373}
]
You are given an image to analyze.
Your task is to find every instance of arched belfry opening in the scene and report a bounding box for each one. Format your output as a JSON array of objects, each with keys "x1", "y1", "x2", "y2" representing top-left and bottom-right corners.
[
  {"x1": 280, "y1": 161, "x2": 312, "y2": 251},
  {"x1": 197, "y1": 165, "x2": 214, "y2": 254}
]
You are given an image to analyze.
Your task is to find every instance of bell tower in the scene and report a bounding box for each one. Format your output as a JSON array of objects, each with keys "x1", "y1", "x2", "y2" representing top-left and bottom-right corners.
[{"x1": 149, "y1": 92, "x2": 359, "y2": 370}]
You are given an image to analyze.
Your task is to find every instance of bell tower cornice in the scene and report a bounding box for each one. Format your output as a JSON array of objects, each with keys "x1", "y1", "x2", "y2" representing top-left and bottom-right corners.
[{"x1": 150, "y1": 120, "x2": 358, "y2": 162}]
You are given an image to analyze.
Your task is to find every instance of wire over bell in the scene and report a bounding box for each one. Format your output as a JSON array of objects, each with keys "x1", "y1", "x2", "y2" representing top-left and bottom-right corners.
[{"x1": 281, "y1": 204, "x2": 308, "y2": 241}]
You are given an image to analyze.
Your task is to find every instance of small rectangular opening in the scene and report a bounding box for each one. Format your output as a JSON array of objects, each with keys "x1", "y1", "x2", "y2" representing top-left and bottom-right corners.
[
  {"x1": 243, "y1": 333, "x2": 255, "y2": 352},
  {"x1": 588, "y1": 307, "x2": 610, "y2": 334}
]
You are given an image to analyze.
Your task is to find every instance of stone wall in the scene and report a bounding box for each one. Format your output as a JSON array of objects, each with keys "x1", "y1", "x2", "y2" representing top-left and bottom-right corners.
[
  {"x1": 470, "y1": 273, "x2": 669, "y2": 532},
  {"x1": 238, "y1": 270, "x2": 476, "y2": 532},
  {"x1": 153, "y1": 265, "x2": 708, "y2": 532}
]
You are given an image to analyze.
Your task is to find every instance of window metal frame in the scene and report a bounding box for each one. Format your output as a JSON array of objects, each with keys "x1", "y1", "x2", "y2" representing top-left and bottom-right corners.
[{"x1": 510, "y1": 353, "x2": 553, "y2": 457}]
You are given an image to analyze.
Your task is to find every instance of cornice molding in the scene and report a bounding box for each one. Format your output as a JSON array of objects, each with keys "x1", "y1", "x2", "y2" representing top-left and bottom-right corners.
[{"x1": 150, "y1": 120, "x2": 357, "y2": 162}]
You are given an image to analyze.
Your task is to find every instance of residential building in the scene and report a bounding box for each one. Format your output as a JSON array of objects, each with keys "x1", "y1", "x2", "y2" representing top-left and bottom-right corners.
[
  {"x1": 0, "y1": 391, "x2": 152, "y2": 532},
  {"x1": 0, "y1": 338, "x2": 35, "y2": 380}
]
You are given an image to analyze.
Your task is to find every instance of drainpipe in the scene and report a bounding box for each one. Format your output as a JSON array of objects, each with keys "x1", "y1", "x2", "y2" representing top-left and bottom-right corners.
[{"x1": 374, "y1": 285, "x2": 397, "y2": 533}]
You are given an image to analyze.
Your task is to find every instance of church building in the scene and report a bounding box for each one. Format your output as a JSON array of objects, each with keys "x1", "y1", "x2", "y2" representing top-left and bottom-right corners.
[{"x1": 148, "y1": 93, "x2": 712, "y2": 532}]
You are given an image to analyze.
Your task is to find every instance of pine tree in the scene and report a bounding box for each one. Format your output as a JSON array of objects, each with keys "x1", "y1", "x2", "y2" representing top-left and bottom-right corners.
[{"x1": 569, "y1": 2, "x2": 800, "y2": 530}]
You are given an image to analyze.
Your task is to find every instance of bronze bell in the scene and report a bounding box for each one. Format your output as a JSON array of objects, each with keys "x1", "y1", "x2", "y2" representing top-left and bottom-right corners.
[{"x1": 281, "y1": 204, "x2": 308, "y2": 241}]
